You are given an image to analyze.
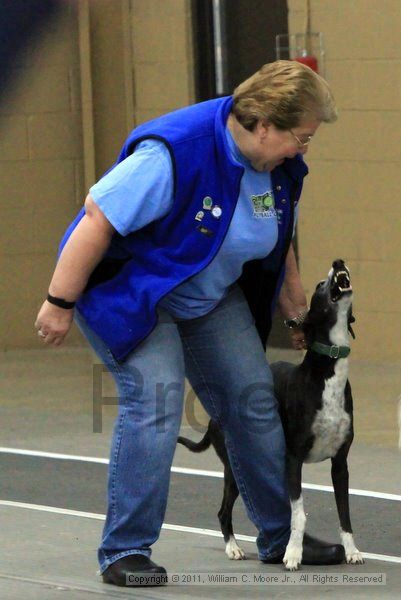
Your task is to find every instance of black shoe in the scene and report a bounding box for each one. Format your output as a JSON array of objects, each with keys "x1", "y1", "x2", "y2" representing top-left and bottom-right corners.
[
  {"x1": 102, "y1": 554, "x2": 167, "y2": 587},
  {"x1": 262, "y1": 533, "x2": 345, "y2": 566}
]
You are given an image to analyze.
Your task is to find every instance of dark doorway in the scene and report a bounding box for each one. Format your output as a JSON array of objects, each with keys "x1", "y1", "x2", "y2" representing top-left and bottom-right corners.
[{"x1": 191, "y1": 0, "x2": 288, "y2": 99}]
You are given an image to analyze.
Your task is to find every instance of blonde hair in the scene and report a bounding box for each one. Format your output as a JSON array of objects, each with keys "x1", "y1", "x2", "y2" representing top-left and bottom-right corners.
[{"x1": 232, "y1": 60, "x2": 337, "y2": 131}]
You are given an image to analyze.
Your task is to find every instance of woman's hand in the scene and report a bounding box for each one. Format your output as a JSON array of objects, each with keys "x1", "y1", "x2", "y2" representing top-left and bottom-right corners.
[
  {"x1": 288, "y1": 327, "x2": 307, "y2": 351},
  {"x1": 35, "y1": 300, "x2": 74, "y2": 346}
]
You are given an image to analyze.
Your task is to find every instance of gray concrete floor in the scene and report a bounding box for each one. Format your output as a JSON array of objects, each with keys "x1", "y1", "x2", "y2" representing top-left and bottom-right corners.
[{"x1": 1, "y1": 345, "x2": 400, "y2": 599}]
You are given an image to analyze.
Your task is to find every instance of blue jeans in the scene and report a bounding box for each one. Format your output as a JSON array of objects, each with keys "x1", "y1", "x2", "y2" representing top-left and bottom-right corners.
[{"x1": 75, "y1": 285, "x2": 291, "y2": 572}]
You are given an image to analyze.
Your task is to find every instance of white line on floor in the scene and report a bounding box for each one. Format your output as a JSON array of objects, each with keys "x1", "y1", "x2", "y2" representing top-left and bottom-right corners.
[
  {"x1": 0, "y1": 447, "x2": 109, "y2": 465},
  {"x1": 1, "y1": 499, "x2": 400, "y2": 565},
  {"x1": 1, "y1": 446, "x2": 400, "y2": 502}
]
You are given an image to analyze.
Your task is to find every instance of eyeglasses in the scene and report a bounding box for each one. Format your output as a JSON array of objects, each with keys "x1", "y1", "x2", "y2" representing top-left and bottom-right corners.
[{"x1": 289, "y1": 130, "x2": 313, "y2": 148}]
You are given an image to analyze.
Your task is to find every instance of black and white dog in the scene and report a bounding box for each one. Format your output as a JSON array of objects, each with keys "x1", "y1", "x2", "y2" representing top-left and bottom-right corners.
[{"x1": 178, "y1": 259, "x2": 364, "y2": 570}]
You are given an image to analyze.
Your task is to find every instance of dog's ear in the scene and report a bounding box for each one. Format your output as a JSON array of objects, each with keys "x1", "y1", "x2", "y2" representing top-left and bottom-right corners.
[
  {"x1": 348, "y1": 308, "x2": 356, "y2": 339},
  {"x1": 301, "y1": 308, "x2": 313, "y2": 330},
  {"x1": 301, "y1": 309, "x2": 315, "y2": 345}
]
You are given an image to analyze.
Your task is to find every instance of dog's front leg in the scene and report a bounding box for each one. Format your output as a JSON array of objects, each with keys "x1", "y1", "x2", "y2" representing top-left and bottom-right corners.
[
  {"x1": 331, "y1": 445, "x2": 364, "y2": 564},
  {"x1": 283, "y1": 455, "x2": 306, "y2": 571}
]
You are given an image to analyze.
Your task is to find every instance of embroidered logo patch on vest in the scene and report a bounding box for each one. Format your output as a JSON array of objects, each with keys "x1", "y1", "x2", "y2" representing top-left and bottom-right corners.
[{"x1": 250, "y1": 191, "x2": 276, "y2": 218}]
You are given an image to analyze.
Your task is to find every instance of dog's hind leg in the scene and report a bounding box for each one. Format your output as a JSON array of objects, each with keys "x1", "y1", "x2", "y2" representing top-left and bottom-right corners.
[
  {"x1": 283, "y1": 456, "x2": 306, "y2": 571},
  {"x1": 218, "y1": 465, "x2": 245, "y2": 560},
  {"x1": 331, "y1": 443, "x2": 364, "y2": 564}
]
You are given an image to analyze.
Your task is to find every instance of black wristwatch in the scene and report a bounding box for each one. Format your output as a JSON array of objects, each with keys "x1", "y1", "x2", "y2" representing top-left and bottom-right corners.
[{"x1": 284, "y1": 310, "x2": 307, "y2": 329}]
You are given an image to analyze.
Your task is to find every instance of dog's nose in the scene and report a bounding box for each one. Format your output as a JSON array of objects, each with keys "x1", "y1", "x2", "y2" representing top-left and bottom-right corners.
[{"x1": 332, "y1": 259, "x2": 345, "y2": 270}]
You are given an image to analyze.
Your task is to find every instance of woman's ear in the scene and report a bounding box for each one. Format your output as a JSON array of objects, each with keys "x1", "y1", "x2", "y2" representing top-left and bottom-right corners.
[{"x1": 256, "y1": 119, "x2": 270, "y2": 140}]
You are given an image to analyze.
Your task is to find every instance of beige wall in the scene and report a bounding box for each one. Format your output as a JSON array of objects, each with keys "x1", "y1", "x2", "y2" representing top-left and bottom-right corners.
[
  {"x1": 131, "y1": 0, "x2": 195, "y2": 125},
  {"x1": 0, "y1": 4, "x2": 84, "y2": 349},
  {"x1": 289, "y1": 0, "x2": 401, "y2": 361},
  {"x1": 1, "y1": 0, "x2": 194, "y2": 350}
]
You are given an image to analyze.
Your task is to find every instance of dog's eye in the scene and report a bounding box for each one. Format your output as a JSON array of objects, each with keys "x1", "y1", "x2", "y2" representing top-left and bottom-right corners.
[{"x1": 316, "y1": 280, "x2": 325, "y2": 290}]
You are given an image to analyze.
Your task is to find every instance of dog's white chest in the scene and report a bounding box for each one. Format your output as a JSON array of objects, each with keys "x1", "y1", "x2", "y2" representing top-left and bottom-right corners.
[{"x1": 305, "y1": 360, "x2": 351, "y2": 463}]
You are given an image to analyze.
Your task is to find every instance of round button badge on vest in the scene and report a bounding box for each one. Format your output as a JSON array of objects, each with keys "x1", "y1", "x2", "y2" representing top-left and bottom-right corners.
[{"x1": 211, "y1": 205, "x2": 222, "y2": 218}]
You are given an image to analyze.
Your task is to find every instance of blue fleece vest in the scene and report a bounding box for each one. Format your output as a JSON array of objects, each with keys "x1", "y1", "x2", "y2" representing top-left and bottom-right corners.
[{"x1": 59, "y1": 97, "x2": 308, "y2": 360}]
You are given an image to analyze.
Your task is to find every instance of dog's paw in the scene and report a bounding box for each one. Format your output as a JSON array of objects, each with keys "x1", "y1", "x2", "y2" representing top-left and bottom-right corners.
[
  {"x1": 340, "y1": 532, "x2": 364, "y2": 565},
  {"x1": 346, "y1": 550, "x2": 364, "y2": 564},
  {"x1": 283, "y1": 545, "x2": 302, "y2": 571},
  {"x1": 225, "y1": 536, "x2": 246, "y2": 560}
]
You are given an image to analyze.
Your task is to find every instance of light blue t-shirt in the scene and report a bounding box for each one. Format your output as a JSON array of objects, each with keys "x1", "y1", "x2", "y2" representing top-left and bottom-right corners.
[
  {"x1": 90, "y1": 140, "x2": 174, "y2": 235},
  {"x1": 90, "y1": 130, "x2": 296, "y2": 319}
]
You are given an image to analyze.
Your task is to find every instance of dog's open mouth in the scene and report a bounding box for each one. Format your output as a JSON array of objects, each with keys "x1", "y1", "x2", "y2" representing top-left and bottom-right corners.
[{"x1": 330, "y1": 270, "x2": 352, "y2": 302}]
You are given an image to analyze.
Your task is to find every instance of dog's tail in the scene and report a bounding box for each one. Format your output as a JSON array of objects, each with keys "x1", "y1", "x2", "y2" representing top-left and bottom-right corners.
[{"x1": 177, "y1": 429, "x2": 212, "y2": 453}]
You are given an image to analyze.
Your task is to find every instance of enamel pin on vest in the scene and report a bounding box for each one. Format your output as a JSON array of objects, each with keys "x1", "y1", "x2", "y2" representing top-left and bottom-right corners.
[
  {"x1": 203, "y1": 196, "x2": 213, "y2": 210},
  {"x1": 197, "y1": 196, "x2": 223, "y2": 223},
  {"x1": 212, "y1": 205, "x2": 222, "y2": 218}
]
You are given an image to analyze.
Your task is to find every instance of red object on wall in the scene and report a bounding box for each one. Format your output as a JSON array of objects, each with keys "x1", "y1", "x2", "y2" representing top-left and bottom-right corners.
[{"x1": 294, "y1": 55, "x2": 318, "y2": 73}]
